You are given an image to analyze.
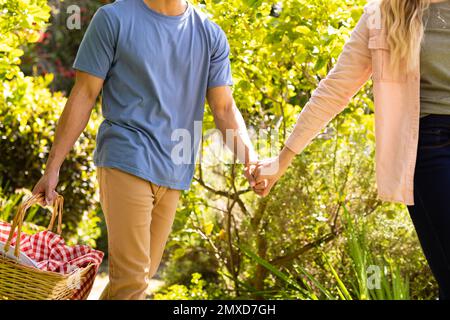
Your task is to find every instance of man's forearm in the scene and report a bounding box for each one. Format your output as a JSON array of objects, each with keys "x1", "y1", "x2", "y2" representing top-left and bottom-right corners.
[
  {"x1": 45, "y1": 85, "x2": 97, "y2": 174},
  {"x1": 214, "y1": 103, "x2": 257, "y2": 165}
]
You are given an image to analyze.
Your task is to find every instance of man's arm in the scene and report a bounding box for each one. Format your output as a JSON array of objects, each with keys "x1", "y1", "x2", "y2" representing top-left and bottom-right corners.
[
  {"x1": 207, "y1": 86, "x2": 258, "y2": 187},
  {"x1": 32, "y1": 71, "x2": 103, "y2": 204}
]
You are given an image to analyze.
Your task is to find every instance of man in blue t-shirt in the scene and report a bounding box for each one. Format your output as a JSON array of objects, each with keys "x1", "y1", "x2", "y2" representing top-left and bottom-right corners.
[{"x1": 32, "y1": 0, "x2": 260, "y2": 299}]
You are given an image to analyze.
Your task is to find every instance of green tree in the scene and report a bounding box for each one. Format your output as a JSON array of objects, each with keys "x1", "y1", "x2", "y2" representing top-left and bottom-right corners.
[{"x1": 0, "y1": 0, "x2": 101, "y2": 244}]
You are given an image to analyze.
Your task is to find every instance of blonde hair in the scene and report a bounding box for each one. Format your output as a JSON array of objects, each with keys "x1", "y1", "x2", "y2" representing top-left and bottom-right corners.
[{"x1": 380, "y1": 0, "x2": 430, "y2": 72}]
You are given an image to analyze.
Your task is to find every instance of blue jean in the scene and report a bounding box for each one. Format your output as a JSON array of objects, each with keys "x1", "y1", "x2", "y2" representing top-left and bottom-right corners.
[{"x1": 407, "y1": 115, "x2": 450, "y2": 300}]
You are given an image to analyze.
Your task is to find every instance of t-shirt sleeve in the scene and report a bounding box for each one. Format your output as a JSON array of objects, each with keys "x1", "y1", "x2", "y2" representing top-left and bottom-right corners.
[
  {"x1": 73, "y1": 8, "x2": 117, "y2": 80},
  {"x1": 208, "y1": 28, "x2": 233, "y2": 89}
]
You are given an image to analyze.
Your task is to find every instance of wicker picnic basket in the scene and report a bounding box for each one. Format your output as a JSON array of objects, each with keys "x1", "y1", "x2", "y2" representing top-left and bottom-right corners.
[{"x1": 0, "y1": 194, "x2": 95, "y2": 300}]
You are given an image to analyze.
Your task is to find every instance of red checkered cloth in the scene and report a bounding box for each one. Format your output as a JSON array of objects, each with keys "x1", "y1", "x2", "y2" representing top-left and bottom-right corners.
[{"x1": 0, "y1": 221, "x2": 104, "y2": 299}]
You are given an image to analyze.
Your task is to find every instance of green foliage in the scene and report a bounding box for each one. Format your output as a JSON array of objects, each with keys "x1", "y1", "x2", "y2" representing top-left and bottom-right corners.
[
  {"x1": 0, "y1": 0, "x2": 102, "y2": 243},
  {"x1": 340, "y1": 205, "x2": 410, "y2": 300},
  {"x1": 197, "y1": 0, "x2": 368, "y2": 134},
  {"x1": 154, "y1": 273, "x2": 212, "y2": 300},
  {"x1": 241, "y1": 208, "x2": 411, "y2": 300},
  {"x1": 0, "y1": 71, "x2": 101, "y2": 240},
  {"x1": 21, "y1": 0, "x2": 106, "y2": 92},
  {"x1": 0, "y1": 184, "x2": 44, "y2": 235},
  {"x1": 239, "y1": 244, "x2": 320, "y2": 299},
  {"x1": 65, "y1": 206, "x2": 102, "y2": 247},
  {"x1": 0, "y1": 0, "x2": 50, "y2": 79}
]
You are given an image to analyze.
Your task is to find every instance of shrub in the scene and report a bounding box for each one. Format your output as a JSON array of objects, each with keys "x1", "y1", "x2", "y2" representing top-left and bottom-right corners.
[
  {"x1": 0, "y1": 72, "x2": 101, "y2": 239},
  {"x1": 21, "y1": 0, "x2": 109, "y2": 93},
  {"x1": 154, "y1": 273, "x2": 215, "y2": 300},
  {"x1": 0, "y1": 0, "x2": 102, "y2": 241},
  {"x1": 239, "y1": 207, "x2": 412, "y2": 300}
]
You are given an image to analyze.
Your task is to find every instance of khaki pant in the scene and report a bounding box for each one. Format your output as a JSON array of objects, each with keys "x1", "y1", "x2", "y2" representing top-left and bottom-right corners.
[{"x1": 97, "y1": 167, "x2": 181, "y2": 300}]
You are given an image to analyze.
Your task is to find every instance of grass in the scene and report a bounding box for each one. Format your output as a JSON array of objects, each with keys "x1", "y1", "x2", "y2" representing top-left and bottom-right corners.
[{"x1": 240, "y1": 204, "x2": 410, "y2": 300}]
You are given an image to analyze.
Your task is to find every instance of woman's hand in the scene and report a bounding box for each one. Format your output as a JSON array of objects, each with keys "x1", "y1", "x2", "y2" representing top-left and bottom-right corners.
[{"x1": 253, "y1": 147, "x2": 296, "y2": 197}]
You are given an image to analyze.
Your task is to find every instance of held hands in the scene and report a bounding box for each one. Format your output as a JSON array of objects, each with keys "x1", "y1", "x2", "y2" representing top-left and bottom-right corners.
[
  {"x1": 252, "y1": 157, "x2": 284, "y2": 197},
  {"x1": 244, "y1": 147, "x2": 296, "y2": 197},
  {"x1": 244, "y1": 157, "x2": 284, "y2": 197}
]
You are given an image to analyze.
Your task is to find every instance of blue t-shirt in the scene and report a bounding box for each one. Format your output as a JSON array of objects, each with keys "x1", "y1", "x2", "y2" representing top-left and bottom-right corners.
[{"x1": 73, "y1": 0, "x2": 233, "y2": 190}]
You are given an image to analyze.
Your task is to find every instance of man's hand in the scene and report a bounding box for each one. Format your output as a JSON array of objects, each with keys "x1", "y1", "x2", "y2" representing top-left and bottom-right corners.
[
  {"x1": 32, "y1": 170, "x2": 59, "y2": 206},
  {"x1": 244, "y1": 162, "x2": 258, "y2": 188}
]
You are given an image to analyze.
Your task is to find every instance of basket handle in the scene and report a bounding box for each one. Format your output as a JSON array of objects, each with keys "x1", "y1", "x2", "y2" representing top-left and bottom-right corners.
[{"x1": 3, "y1": 193, "x2": 64, "y2": 258}]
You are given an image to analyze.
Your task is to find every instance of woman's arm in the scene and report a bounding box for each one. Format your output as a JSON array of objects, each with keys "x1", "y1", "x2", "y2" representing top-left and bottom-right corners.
[{"x1": 254, "y1": 9, "x2": 373, "y2": 196}]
